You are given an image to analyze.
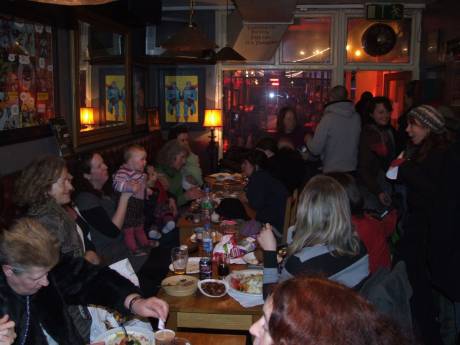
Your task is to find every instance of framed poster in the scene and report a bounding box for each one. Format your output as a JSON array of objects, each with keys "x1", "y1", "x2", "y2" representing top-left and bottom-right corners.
[
  {"x1": 133, "y1": 65, "x2": 147, "y2": 127},
  {"x1": 159, "y1": 68, "x2": 205, "y2": 129},
  {"x1": 0, "y1": 15, "x2": 55, "y2": 145},
  {"x1": 99, "y1": 67, "x2": 126, "y2": 125}
]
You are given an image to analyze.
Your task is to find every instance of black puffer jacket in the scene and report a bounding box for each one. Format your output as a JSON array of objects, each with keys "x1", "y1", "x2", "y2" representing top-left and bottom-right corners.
[{"x1": 0, "y1": 255, "x2": 139, "y2": 345}]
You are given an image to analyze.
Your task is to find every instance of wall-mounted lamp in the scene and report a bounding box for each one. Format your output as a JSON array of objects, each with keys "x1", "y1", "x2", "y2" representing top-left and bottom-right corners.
[
  {"x1": 80, "y1": 107, "x2": 95, "y2": 127},
  {"x1": 203, "y1": 109, "x2": 223, "y2": 173}
]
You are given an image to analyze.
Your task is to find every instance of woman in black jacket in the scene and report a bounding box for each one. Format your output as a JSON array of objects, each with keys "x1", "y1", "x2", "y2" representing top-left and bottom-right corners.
[
  {"x1": 0, "y1": 218, "x2": 168, "y2": 345},
  {"x1": 242, "y1": 150, "x2": 289, "y2": 239},
  {"x1": 358, "y1": 96, "x2": 397, "y2": 212},
  {"x1": 397, "y1": 105, "x2": 451, "y2": 345}
]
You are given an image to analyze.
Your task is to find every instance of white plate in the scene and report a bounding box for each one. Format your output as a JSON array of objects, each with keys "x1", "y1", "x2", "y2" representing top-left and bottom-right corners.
[
  {"x1": 169, "y1": 257, "x2": 201, "y2": 274},
  {"x1": 225, "y1": 269, "x2": 263, "y2": 297},
  {"x1": 93, "y1": 326, "x2": 154, "y2": 345},
  {"x1": 242, "y1": 252, "x2": 260, "y2": 265},
  {"x1": 197, "y1": 279, "x2": 229, "y2": 298}
]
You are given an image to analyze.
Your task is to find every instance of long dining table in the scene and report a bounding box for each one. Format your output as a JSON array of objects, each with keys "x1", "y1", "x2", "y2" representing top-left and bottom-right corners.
[{"x1": 158, "y1": 175, "x2": 263, "y2": 332}]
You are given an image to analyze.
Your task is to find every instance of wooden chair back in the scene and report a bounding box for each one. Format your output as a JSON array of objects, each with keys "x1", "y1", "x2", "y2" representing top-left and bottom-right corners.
[{"x1": 283, "y1": 189, "x2": 299, "y2": 244}]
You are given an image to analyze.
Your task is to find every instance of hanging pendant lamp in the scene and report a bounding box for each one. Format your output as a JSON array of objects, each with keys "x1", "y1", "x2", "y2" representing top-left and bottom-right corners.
[
  {"x1": 161, "y1": 0, "x2": 218, "y2": 53},
  {"x1": 28, "y1": 0, "x2": 115, "y2": 5},
  {"x1": 216, "y1": 0, "x2": 245, "y2": 61}
]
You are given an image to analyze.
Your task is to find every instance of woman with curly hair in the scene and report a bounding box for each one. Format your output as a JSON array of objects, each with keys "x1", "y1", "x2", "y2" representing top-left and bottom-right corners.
[
  {"x1": 15, "y1": 156, "x2": 98, "y2": 263},
  {"x1": 250, "y1": 276, "x2": 415, "y2": 345},
  {"x1": 14, "y1": 156, "x2": 99, "y2": 342}
]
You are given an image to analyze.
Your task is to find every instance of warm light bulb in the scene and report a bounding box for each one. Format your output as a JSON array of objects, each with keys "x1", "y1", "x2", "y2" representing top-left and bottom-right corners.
[
  {"x1": 299, "y1": 50, "x2": 305, "y2": 55},
  {"x1": 354, "y1": 50, "x2": 362, "y2": 57},
  {"x1": 80, "y1": 107, "x2": 94, "y2": 125}
]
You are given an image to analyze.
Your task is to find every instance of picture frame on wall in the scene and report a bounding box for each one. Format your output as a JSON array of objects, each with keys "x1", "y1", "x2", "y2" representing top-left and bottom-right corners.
[
  {"x1": 133, "y1": 65, "x2": 147, "y2": 129},
  {"x1": 99, "y1": 67, "x2": 127, "y2": 126},
  {"x1": 158, "y1": 68, "x2": 205, "y2": 129}
]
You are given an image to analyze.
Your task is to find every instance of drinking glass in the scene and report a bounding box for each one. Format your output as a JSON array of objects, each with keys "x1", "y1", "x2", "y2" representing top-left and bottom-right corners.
[
  {"x1": 154, "y1": 329, "x2": 176, "y2": 345},
  {"x1": 171, "y1": 247, "x2": 188, "y2": 275}
]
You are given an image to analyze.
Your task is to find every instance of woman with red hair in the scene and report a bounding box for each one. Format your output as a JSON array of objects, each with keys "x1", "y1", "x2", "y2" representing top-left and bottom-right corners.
[{"x1": 249, "y1": 276, "x2": 414, "y2": 345}]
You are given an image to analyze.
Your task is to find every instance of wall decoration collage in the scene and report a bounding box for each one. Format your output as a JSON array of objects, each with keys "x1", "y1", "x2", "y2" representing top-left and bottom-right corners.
[{"x1": 0, "y1": 16, "x2": 54, "y2": 131}]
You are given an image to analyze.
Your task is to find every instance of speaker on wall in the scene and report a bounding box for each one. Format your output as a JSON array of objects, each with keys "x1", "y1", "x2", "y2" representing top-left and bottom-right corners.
[{"x1": 361, "y1": 23, "x2": 397, "y2": 57}]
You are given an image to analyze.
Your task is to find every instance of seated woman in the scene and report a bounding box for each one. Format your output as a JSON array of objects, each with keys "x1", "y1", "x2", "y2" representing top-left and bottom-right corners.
[
  {"x1": 250, "y1": 276, "x2": 414, "y2": 345},
  {"x1": 72, "y1": 152, "x2": 139, "y2": 266},
  {"x1": 0, "y1": 218, "x2": 168, "y2": 345},
  {"x1": 242, "y1": 150, "x2": 289, "y2": 238},
  {"x1": 14, "y1": 156, "x2": 99, "y2": 264},
  {"x1": 255, "y1": 136, "x2": 306, "y2": 194},
  {"x1": 168, "y1": 124, "x2": 203, "y2": 189},
  {"x1": 258, "y1": 175, "x2": 369, "y2": 294},
  {"x1": 14, "y1": 156, "x2": 101, "y2": 342},
  {"x1": 156, "y1": 139, "x2": 202, "y2": 207}
]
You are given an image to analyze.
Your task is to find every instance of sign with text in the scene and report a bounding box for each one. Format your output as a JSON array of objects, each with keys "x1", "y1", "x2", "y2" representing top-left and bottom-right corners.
[
  {"x1": 232, "y1": 24, "x2": 288, "y2": 61},
  {"x1": 366, "y1": 4, "x2": 404, "y2": 20}
]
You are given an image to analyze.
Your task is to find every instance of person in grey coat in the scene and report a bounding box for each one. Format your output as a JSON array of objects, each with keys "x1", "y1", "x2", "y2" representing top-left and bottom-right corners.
[{"x1": 307, "y1": 85, "x2": 361, "y2": 173}]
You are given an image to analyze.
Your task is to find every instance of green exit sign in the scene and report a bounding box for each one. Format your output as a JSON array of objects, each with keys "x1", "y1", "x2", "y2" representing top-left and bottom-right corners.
[{"x1": 366, "y1": 4, "x2": 404, "y2": 20}]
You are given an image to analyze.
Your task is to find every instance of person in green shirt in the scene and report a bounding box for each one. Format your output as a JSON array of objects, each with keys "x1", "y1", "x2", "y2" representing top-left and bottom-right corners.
[
  {"x1": 168, "y1": 124, "x2": 203, "y2": 189},
  {"x1": 156, "y1": 139, "x2": 203, "y2": 207}
]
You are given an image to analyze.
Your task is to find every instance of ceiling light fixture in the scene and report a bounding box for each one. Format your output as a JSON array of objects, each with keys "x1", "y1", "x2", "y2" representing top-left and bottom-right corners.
[
  {"x1": 216, "y1": 0, "x2": 246, "y2": 61},
  {"x1": 161, "y1": 0, "x2": 218, "y2": 54}
]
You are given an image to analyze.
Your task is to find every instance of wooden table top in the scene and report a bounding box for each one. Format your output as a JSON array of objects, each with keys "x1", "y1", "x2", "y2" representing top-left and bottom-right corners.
[
  {"x1": 175, "y1": 331, "x2": 246, "y2": 345},
  {"x1": 158, "y1": 261, "x2": 261, "y2": 315}
]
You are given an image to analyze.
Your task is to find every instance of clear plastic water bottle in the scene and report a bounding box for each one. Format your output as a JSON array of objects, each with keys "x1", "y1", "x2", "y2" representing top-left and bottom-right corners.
[
  {"x1": 201, "y1": 185, "x2": 213, "y2": 225},
  {"x1": 202, "y1": 224, "x2": 213, "y2": 256}
]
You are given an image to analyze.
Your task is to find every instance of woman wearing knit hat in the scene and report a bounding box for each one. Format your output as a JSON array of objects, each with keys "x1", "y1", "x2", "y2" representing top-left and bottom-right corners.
[{"x1": 396, "y1": 104, "x2": 452, "y2": 345}]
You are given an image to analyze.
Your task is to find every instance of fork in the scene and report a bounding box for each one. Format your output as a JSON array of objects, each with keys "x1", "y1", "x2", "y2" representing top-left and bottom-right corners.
[{"x1": 120, "y1": 323, "x2": 135, "y2": 345}]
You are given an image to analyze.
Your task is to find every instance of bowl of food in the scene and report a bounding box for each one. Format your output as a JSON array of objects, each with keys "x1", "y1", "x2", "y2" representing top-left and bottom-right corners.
[
  {"x1": 161, "y1": 275, "x2": 198, "y2": 297},
  {"x1": 93, "y1": 326, "x2": 153, "y2": 345},
  {"x1": 197, "y1": 279, "x2": 228, "y2": 298}
]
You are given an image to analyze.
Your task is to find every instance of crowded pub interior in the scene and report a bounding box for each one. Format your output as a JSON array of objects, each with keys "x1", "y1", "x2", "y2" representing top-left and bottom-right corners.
[{"x1": 0, "y1": 0, "x2": 459, "y2": 344}]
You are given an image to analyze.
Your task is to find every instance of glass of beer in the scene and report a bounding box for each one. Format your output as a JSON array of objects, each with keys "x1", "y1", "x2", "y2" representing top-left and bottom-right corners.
[{"x1": 171, "y1": 246, "x2": 188, "y2": 275}]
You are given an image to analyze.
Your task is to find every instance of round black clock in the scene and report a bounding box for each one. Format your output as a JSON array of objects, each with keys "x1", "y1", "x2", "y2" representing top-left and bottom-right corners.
[{"x1": 361, "y1": 23, "x2": 397, "y2": 57}]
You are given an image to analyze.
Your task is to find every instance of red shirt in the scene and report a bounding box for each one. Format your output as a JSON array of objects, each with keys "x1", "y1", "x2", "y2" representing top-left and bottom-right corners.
[{"x1": 352, "y1": 210, "x2": 397, "y2": 273}]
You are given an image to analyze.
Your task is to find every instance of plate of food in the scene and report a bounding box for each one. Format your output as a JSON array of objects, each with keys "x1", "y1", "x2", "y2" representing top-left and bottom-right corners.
[
  {"x1": 197, "y1": 279, "x2": 229, "y2": 298},
  {"x1": 225, "y1": 269, "x2": 263, "y2": 296},
  {"x1": 168, "y1": 257, "x2": 200, "y2": 274},
  {"x1": 242, "y1": 252, "x2": 260, "y2": 265},
  {"x1": 93, "y1": 326, "x2": 154, "y2": 345}
]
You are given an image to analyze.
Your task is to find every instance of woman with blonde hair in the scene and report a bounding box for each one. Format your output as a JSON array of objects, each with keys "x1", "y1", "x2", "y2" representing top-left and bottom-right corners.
[{"x1": 258, "y1": 175, "x2": 369, "y2": 294}]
